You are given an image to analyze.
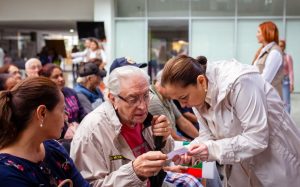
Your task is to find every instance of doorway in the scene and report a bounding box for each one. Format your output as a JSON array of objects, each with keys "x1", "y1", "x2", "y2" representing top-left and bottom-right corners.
[{"x1": 148, "y1": 19, "x2": 188, "y2": 82}]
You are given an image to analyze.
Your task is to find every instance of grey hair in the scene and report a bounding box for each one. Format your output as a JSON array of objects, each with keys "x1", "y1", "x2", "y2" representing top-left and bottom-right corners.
[
  {"x1": 107, "y1": 66, "x2": 150, "y2": 95},
  {"x1": 25, "y1": 58, "x2": 42, "y2": 69},
  {"x1": 76, "y1": 76, "x2": 88, "y2": 84}
]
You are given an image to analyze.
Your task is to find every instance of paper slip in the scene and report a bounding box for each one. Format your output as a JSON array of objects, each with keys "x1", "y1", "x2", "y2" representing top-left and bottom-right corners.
[{"x1": 167, "y1": 147, "x2": 188, "y2": 160}]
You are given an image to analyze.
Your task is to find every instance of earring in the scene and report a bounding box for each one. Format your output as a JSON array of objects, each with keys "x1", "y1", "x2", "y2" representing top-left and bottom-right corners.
[{"x1": 40, "y1": 119, "x2": 44, "y2": 127}]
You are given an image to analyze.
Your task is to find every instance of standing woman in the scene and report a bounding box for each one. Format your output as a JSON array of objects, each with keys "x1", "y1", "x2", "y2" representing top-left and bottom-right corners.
[
  {"x1": 0, "y1": 77, "x2": 89, "y2": 186},
  {"x1": 86, "y1": 38, "x2": 107, "y2": 64},
  {"x1": 279, "y1": 39, "x2": 294, "y2": 113},
  {"x1": 162, "y1": 55, "x2": 300, "y2": 187},
  {"x1": 252, "y1": 21, "x2": 284, "y2": 98}
]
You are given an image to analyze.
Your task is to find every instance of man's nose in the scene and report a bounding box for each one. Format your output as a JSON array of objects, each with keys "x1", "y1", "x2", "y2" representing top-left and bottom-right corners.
[{"x1": 137, "y1": 98, "x2": 148, "y2": 109}]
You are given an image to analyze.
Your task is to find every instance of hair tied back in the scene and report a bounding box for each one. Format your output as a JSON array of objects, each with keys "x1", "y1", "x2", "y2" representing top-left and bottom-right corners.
[
  {"x1": 6, "y1": 90, "x2": 12, "y2": 98},
  {"x1": 195, "y1": 55, "x2": 207, "y2": 73},
  {"x1": 196, "y1": 56, "x2": 207, "y2": 65}
]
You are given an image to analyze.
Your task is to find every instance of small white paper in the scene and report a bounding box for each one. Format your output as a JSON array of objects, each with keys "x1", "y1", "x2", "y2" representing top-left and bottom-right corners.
[{"x1": 167, "y1": 147, "x2": 188, "y2": 160}]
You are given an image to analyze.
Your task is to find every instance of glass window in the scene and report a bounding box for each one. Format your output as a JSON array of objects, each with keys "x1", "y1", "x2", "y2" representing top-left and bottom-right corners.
[
  {"x1": 148, "y1": 0, "x2": 189, "y2": 17},
  {"x1": 286, "y1": 20, "x2": 300, "y2": 92},
  {"x1": 191, "y1": 0, "x2": 235, "y2": 17},
  {"x1": 148, "y1": 20, "x2": 188, "y2": 80},
  {"x1": 286, "y1": 0, "x2": 300, "y2": 16},
  {"x1": 191, "y1": 20, "x2": 235, "y2": 61},
  {"x1": 238, "y1": 0, "x2": 283, "y2": 16},
  {"x1": 236, "y1": 20, "x2": 283, "y2": 65},
  {"x1": 115, "y1": 20, "x2": 146, "y2": 63},
  {"x1": 116, "y1": 0, "x2": 145, "y2": 17}
]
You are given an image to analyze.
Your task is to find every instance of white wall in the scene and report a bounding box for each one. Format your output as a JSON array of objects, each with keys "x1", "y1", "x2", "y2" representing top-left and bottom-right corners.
[
  {"x1": 0, "y1": 0, "x2": 94, "y2": 21},
  {"x1": 94, "y1": 0, "x2": 114, "y2": 67}
]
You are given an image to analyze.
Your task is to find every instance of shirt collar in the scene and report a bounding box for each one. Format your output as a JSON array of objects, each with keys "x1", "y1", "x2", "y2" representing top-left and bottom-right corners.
[{"x1": 260, "y1": 41, "x2": 276, "y2": 56}]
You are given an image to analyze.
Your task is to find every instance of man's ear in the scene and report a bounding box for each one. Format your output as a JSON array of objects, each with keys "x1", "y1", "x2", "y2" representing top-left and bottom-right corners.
[
  {"x1": 87, "y1": 75, "x2": 92, "y2": 81},
  {"x1": 36, "y1": 105, "x2": 47, "y2": 120},
  {"x1": 196, "y1": 75, "x2": 207, "y2": 91},
  {"x1": 108, "y1": 93, "x2": 117, "y2": 110}
]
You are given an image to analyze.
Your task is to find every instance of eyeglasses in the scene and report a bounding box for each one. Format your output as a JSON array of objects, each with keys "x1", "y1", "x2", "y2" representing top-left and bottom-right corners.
[{"x1": 116, "y1": 92, "x2": 150, "y2": 106}]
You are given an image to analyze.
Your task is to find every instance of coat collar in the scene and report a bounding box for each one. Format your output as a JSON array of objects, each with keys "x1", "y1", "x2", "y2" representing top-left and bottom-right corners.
[{"x1": 205, "y1": 59, "x2": 259, "y2": 108}]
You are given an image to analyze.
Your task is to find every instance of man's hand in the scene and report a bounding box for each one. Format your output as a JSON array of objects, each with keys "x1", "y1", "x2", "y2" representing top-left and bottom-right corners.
[
  {"x1": 152, "y1": 115, "x2": 171, "y2": 141},
  {"x1": 133, "y1": 151, "x2": 167, "y2": 179}
]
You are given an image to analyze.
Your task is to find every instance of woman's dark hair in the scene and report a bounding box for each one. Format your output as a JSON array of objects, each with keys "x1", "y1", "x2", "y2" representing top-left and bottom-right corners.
[
  {"x1": 0, "y1": 74, "x2": 13, "y2": 91},
  {"x1": 39, "y1": 63, "x2": 61, "y2": 77},
  {"x1": 161, "y1": 54, "x2": 207, "y2": 88},
  {"x1": 0, "y1": 77, "x2": 61, "y2": 148},
  {"x1": 0, "y1": 64, "x2": 18, "y2": 74},
  {"x1": 89, "y1": 38, "x2": 100, "y2": 49}
]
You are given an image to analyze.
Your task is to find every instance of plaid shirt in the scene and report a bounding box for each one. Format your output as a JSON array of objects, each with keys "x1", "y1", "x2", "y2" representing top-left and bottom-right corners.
[{"x1": 165, "y1": 171, "x2": 203, "y2": 187}]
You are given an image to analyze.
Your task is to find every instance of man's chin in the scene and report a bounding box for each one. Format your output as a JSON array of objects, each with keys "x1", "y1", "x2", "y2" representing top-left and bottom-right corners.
[{"x1": 133, "y1": 115, "x2": 147, "y2": 123}]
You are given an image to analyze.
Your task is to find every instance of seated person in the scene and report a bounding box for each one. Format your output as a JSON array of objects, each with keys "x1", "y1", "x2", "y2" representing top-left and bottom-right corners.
[
  {"x1": 173, "y1": 100, "x2": 200, "y2": 139},
  {"x1": 40, "y1": 64, "x2": 87, "y2": 141},
  {"x1": 0, "y1": 77, "x2": 89, "y2": 186},
  {"x1": 70, "y1": 66, "x2": 173, "y2": 186},
  {"x1": 0, "y1": 73, "x2": 18, "y2": 91},
  {"x1": 149, "y1": 71, "x2": 199, "y2": 141},
  {"x1": 74, "y1": 62, "x2": 105, "y2": 113},
  {"x1": 25, "y1": 58, "x2": 42, "y2": 77},
  {"x1": 0, "y1": 63, "x2": 22, "y2": 82},
  {"x1": 109, "y1": 56, "x2": 147, "y2": 73}
]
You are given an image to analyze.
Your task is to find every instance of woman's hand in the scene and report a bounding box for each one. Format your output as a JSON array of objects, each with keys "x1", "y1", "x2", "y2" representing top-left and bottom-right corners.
[
  {"x1": 163, "y1": 165, "x2": 188, "y2": 173},
  {"x1": 188, "y1": 143, "x2": 209, "y2": 162},
  {"x1": 172, "y1": 153, "x2": 193, "y2": 165},
  {"x1": 290, "y1": 84, "x2": 294, "y2": 93}
]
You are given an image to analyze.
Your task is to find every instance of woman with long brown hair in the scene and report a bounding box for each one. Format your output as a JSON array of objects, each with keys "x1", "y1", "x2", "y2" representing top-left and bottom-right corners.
[
  {"x1": 0, "y1": 77, "x2": 89, "y2": 186},
  {"x1": 252, "y1": 21, "x2": 284, "y2": 97}
]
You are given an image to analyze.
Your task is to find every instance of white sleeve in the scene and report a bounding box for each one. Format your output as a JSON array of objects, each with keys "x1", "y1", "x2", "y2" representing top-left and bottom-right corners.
[
  {"x1": 261, "y1": 50, "x2": 283, "y2": 83},
  {"x1": 71, "y1": 49, "x2": 88, "y2": 58}
]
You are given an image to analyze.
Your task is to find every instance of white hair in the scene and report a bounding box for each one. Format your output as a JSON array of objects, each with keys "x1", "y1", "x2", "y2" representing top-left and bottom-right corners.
[
  {"x1": 107, "y1": 66, "x2": 150, "y2": 95},
  {"x1": 25, "y1": 58, "x2": 42, "y2": 69},
  {"x1": 76, "y1": 76, "x2": 88, "y2": 84}
]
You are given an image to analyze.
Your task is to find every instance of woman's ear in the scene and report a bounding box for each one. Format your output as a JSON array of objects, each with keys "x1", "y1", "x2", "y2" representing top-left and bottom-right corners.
[
  {"x1": 36, "y1": 105, "x2": 47, "y2": 120},
  {"x1": 196, "y1": 75, "x2": 207, "y2": 91}
]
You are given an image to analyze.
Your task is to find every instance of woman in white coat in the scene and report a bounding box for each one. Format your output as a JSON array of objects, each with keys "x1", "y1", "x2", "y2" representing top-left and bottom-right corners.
[{"x1": 161, "y1": 55, "x2": 300, "y2": 187}]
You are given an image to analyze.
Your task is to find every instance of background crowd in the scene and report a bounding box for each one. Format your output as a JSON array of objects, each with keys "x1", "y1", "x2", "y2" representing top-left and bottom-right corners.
[{"x1": 0, "y1": 21, "x2": 299, "y2": 187}]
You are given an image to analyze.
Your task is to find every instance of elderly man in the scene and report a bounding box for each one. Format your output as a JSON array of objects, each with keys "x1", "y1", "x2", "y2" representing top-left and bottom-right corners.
[
  {"x1": 149, "y1": 70, "x2": 199, "y2": 141},
  {"x1": 25, "y1": 58, "x2": 42, "y2": 77},
  {"x1": 74, "y1": 62, "x2": 104, "y2": 113},
  {"x1": 70, "y1": 66, "x2": 173, "y2": 186}
]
